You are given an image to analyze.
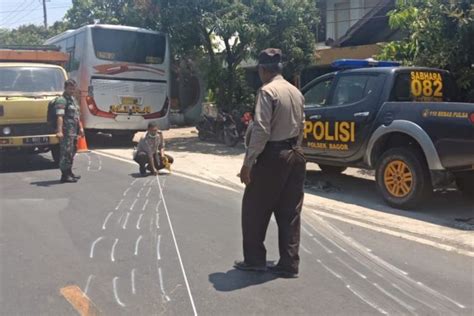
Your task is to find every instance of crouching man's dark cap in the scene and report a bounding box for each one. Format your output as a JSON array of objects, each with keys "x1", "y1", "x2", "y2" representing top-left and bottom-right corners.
[{"x1": 258, "y1": 48, "x2": 282, "y2": 65}]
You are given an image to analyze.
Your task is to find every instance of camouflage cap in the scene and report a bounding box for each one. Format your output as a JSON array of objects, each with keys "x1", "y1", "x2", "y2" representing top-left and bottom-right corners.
[{"x1": 257, "y1": 48, "x2": 282, "y2": 65}]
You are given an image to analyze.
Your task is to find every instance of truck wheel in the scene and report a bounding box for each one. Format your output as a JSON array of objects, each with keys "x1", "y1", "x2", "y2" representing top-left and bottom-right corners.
[
  {"x1": 376, "y1": 147, "x2": 432, "y2": 209},
  {"x1": 51, "y1": 145, "x2": 60, "y2": 166},
  {"x1": 318, "y1": 164, "x2": 347, "y2": 174}
]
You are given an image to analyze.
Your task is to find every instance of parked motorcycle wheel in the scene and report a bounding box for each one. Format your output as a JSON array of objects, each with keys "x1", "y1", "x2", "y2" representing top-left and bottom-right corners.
[{"x1": 224, "y1": 128, "x2": 239, "y2": 147}]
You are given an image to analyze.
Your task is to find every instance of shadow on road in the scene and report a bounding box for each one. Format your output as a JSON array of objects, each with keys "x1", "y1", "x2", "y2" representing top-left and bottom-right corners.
[
  {"x1": 0, "y1": 153, "x2": 57, "y2": 173},
  {"x1": 209, "y1": 268, "x2": 277, "y2": 292},
  {"x1": 304, "y1": 170, "x2": 474, "y2": 230}
]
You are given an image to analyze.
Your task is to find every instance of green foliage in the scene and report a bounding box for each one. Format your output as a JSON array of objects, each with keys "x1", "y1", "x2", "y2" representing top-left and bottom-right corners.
[
  {"x1": 0, "y1": 22, "x2": 67, "y2": 45},
  {"x1": 64, "y1": 0, "x2": 158, "y2": 29},
  {"x1": 378, "y1": 0, "x2": 474, "y2": 101},
  {"x1": 160, "y1": 0, "x2": 319, "y2": 110}
]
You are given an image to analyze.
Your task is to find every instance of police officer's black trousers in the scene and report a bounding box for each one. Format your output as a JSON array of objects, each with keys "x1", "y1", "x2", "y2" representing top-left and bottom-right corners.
[
  {"x1": 241, "y1": 144, "x2": 306, "y2": 273},
  {"x1": 134, "y1": 152, "x2": 174, "y2": 170}
]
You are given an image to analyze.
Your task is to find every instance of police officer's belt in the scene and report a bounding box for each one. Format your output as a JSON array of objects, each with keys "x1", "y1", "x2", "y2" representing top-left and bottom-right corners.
[{"x1": 266, "y1": 137, "x2": 297, "y2": 148}]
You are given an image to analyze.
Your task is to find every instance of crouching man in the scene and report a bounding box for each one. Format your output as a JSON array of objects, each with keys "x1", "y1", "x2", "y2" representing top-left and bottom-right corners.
[{"x1": 134, "y1": 122, "x2": 174, "y2": 176}]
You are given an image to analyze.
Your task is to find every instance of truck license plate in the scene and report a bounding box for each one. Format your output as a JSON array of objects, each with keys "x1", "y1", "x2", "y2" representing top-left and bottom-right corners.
[{"x1": 23, "y1": 137, "x2": 49, "y2": 144}]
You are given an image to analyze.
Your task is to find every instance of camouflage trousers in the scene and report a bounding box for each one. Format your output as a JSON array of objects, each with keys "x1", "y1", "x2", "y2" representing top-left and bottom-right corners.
[{"x1": 59, "y1": 135, "x2": 77, "y2": 172}]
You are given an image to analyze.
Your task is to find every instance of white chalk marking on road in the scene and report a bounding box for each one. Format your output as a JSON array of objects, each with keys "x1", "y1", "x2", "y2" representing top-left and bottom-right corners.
[
  {"x1": 316, "y1": 231, "x2": 348, "y2": 253},
  {"x1": 113, "y1": 277, "x2": 126, "y2": 307},
  {"x1": 346, "y1": 284, "x2": 388, "y2": 315},
  {"x1": 102, "y1": 212, "x2": 114, "y2": 230},
  {"x1": 137, "y1": 187, "x2": 144, "y2": 197},
  {"x1": 156, "y1": 200, "x2": 162, "y2": 213},
  {"x1": 312, "y1": 237, "x2": 333, "y2": 254},
  {"x1": 155, "y1": 176, "x2": 197, "y2": 315},
  {"x1": 92, "y1": 150, "x2": 241, "y2": 193},
  {"x1": 142, "y1": 199, "x2": 149, "y2": 211},
  {"x1": 84, "y1": 274, "x2": 94, "y2": 296},
  {"x1": 300, "y1": 244, "x2": 312, "y2": 255},
  {"x1": 158, "y1": 267, "x2": 171, "y2": 302},
  {"x1": 413, "y1": 280, "x2": 465, "y2": 309},
  {"x1": 391, "y1": 283, "x2": 435, "y2": 311},
  {"x1": 131, "y1": 269, "x2": 137, "y2": 295},
  {"x1": 136, "y1": 214, "x2": 144, "y2": 230},
  {"x1": 90, "y1": 236, "x2": 104, "y2": 258},
  {"x1": 123, "y1": 187, "x2": 131, "y2": 197},
  {"x1": 134, "y1": 235, "x2": 143, "y2": 256},
  {"x1": 130, "y1": 198, "x2": 138, "y2": 211},
  {"x1": 115, "y1": 199, "x2": 124, "y2": 210},
  {"x1": 311, "y1": 209, "x2": 474, "y2": 257},
  {"x1": 111, "y1": 238, "x2": 119, "y2": 262},
  {"x1": 155, "y1": 212, "x2": 160, "y2": 229},
  {"x1": 157, "y1": 235, "x2": 161, "y2": 260},
  {"x1": 334, "y1": 256, "x2": 367, "y2": 279},
  {"x1": 117, "y1": 213, "x2": 124, "y2": 225},
  {"x1": 97, "y1": 155, "x2": 102, "y2": 171},
  {"x1": 131, "y1": 178, "x2": 139, "y2": 186},
  {"x1": 373, "y1": 282, "x2": 416, "y2": 313},
  {"x1": 302, "y1": 225, "x2": 314, "y2": 237},
  {"x1": 308, "y1": 215, "x2": 466, "y2": 311},
  {"x1": 317, "y1": 259, "x2": 342, "y2": 279},
  {"x1": 145, "y1": 187, "x2": 152, "y2": 197},
  {"x1": 122, "y1": 212, "x2": 130, "y2": 229}
]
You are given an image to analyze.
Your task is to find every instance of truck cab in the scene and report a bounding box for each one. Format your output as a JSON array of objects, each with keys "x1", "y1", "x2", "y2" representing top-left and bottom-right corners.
[{"x1": 0, "y1": 46, "x2": 69, "y2": 164}]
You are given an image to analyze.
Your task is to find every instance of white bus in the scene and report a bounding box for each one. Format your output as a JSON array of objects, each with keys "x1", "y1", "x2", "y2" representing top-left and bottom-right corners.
[{"x1": 45, "y1": 24, "x2": 170, "y2": 139}]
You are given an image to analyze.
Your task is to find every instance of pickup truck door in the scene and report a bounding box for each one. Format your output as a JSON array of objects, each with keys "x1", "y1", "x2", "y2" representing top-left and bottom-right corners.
[
  {"x1": 302, "y1": 75, "x2": 335, "y2": 157},
  {"x1": 322, "y1": 73, "x2": 385, "y2": 159}
]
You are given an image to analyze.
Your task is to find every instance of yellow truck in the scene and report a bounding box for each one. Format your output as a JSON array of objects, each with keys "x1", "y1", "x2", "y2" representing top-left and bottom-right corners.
[{"x1": 0, "y1": 45, "x2": 69, "y2": 164}]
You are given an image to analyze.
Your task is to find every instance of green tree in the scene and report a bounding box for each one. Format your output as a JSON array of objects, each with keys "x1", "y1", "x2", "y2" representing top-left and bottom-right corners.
[
  {"x1": 0, "y1": 22, "x2": 67, "y2": 45},
  {"x1": 64, "y1": 0, "x2": 158, "y2": 29},
  {"x1": 160, "y1": 0, "x2": 319, "y2": 110},
  {"x1": 378, "y1": 0, "x2": 474, "y2": 101}
]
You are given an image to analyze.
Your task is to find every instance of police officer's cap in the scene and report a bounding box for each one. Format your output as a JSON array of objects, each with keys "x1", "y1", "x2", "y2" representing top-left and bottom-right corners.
[{"x1": 258, "y1": 48, "x2": 282, "y2": 66}]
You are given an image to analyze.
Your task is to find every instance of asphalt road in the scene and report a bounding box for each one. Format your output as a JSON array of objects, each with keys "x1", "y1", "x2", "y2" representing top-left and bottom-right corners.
[{"x1": 0, "y1": 151, "x2": 472, "y2": 315}]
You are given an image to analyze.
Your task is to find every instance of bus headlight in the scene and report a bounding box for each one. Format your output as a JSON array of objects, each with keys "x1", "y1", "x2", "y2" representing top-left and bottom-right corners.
[{"x1": 2, "y1": 127, "x2": 11, "y2": 135}]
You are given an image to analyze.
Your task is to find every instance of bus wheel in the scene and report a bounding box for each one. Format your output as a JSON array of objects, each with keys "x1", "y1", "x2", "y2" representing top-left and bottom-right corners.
[
  {"x1": 376, "y1": 147, "x2": 432, "y2": 209},
  {"x1": 51, "y1": 145, "x2": 60, "y2": 166}
]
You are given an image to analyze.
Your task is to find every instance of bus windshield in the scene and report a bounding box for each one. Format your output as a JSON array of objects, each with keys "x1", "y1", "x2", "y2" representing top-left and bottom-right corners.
[
  {"x1": 0, "y1": 67, "x2": 65, "y2": 94},
  {"x1": 92, "y1": 28, "x2": 166, "y2": 64}
]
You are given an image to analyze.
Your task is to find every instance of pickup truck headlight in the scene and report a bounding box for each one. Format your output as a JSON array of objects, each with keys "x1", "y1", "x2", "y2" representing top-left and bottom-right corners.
[{"x1": 2, "y1": 127, "x2": 11, "y2": 135}]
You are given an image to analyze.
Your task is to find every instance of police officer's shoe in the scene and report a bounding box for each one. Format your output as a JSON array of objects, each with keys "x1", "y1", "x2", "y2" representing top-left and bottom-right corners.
[
  {"x1": 267, "y1": 265, "x2": 298, "y2": 278},
  {"x1": 60, "y1": 174, "x2": 78, "y2": 183},
  {"x1": 233, "y1": 260, "x2": 266, "y2": 272},
  {"x1": 69, "y1": 169, "x2": 81, "y2": 180}
]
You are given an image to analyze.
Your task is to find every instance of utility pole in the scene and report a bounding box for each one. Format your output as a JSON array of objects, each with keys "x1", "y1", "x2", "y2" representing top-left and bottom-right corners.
[{"x1": 42, "y1": 0, "x2": 48, "y2": 29}]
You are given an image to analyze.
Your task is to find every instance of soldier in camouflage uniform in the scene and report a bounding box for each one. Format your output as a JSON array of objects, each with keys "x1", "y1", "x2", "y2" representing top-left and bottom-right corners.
[{"x1": 55, "y1": 79, "x2": 84, "y2": 183}]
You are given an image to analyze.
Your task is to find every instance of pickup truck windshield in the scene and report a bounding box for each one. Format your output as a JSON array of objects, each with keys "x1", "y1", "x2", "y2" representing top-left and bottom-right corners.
[{"x1": 0, "y1": 67, "x2": 65, "y2": 94}]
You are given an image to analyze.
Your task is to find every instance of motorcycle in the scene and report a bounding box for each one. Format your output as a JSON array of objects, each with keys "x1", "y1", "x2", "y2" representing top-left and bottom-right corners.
[{"x1": 196, "y1": 111, "x2": 240, "y2": 147}]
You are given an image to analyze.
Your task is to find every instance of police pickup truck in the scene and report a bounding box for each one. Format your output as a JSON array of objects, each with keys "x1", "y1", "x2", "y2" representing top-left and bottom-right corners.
[{"x1": 301, "y1": 59, "x2": 474, "y2": 209}]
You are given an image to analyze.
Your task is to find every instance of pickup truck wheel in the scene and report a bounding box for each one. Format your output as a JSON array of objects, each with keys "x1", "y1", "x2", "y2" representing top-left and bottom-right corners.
[
  {"x1": 376, "y1": 147, "x2": 432, "y2": 209},
  {"x1": 51, "y1": 145, "x2": 60, "y2": 166},
  {"x1": 318, "y1": 164, "x2": 347, "y2": 174}
]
